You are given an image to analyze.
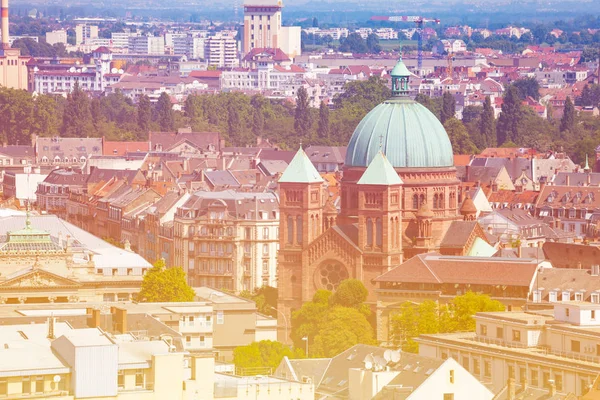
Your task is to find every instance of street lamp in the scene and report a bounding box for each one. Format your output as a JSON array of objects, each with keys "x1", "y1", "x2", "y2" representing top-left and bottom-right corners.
[
  {"x1": 302, "y1": 336, "x2": 308, "y2": 357},
  {"x1": 269, "y1": 306, "x2": 288, "y2": 343}
]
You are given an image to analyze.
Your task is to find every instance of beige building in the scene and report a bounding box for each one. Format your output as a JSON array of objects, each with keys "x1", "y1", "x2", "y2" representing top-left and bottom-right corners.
[
  {"x1": 417, "y1": 302, "x2": 600, "y2": 397},
  {"x1": 45, "y1": 29, "x2": 67, "y2": 45},
  {"x1": 174, "y1": 191, "x2": 280, "y2": 292},
  {"x1": 0, "y1": 0, "x2": 29, "y2": 90},
  {"x1": 75, "y1": 24, "x2": 98, "y2": 45},
  {"x1": 0, "y1": 213, "x2": 152, "y2": 304},
  {"x1": 242, "y1": 0, "x2": 301, "y2": 58}
]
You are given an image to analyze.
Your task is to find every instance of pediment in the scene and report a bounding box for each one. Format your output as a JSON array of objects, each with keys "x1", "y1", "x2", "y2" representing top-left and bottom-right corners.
[
  {"x1": 306, "y1": 227, "x2": 362, "y2": 267},
  {"x1": 0, "y1": 269, "x2": 81, "y2": 288}
]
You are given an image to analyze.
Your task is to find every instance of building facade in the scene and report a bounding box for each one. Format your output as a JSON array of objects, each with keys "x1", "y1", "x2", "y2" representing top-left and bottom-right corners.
[{"x1": 173, "y1": 190, "x2": 280, "y2": 291}]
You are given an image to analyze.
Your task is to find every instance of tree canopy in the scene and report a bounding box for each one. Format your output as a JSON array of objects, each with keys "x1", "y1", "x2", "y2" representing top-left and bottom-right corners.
[
  {"x1": 391, "y1": 292, "x2": 505, "y2": 352},
  {"x1": 233, "y1": 340, "x2": 304, "y2": 372},
  {"x1": 138, "y1": 259, "x2": 195, "y2": 302}
]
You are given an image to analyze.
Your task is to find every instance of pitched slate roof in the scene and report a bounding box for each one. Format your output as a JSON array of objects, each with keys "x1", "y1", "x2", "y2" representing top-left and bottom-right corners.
[
  {"x1": 357, "y1": 152, "x2": 403, "y2": 186},
  {"x1": 278, "y1": 148, "x2": 324, "y2": 184},
  {"x1": 542, "y1": 242, "x2": 600, "y2": 269}
]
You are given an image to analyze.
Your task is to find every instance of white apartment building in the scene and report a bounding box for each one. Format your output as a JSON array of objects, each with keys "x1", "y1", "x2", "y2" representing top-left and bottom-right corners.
[
  {"x1": 45, "y1": 29, "x2": 67, "y2": 45},
  {"x1": 171, "y1": 34, "x2": 205, "y2": 59},
  {"x1": 302, "y1": 27, "x2": 349, "y2": 40},
  {"x1": 417, "y1": 302, "x2": 600, "y2": 397},
  {"x1": 75, "y1": 24, "x2": 98, "y2": 45},
  {"x1": 32, "y1": 48, "x2": 120, "y2": 94},
  {"x1": 111, "y1": 31, "x2": 136, "y2": 49},
  {"x1": 128, "y1": 35, "x2": 165, "y2": 55},
  {"x1": 204, "y1": 34, "x2": 238, "y2": 68},
  {"x1": 173, "y1": 191, "x2": 280, "y2": 292}
]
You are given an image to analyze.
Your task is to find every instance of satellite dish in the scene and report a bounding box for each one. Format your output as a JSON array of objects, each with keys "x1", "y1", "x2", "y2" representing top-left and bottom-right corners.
[
  {"x1": 384, "y1": 350, "x2": 392, "y2": 363},
  {"x1": 82, "y1": 67, "x2": 87, "y2": 72},
  {"x1": 391, "y1": 351, "x2": 401, "y2": 363},
  {"x1": 53, "y1": 375, "x2": 61, "y2": 383},
  {"x1": 111, "y1": 67, "x2": 118, "y2": 74},
  {"x1": 364, "y1": 360, "x2": 372, "y2": 370},
  {"x1": 118, "y1": 69, "x2": 124, "y2": 74},
  {"x1": 69, "y1": 67, "x2": 76, "y2": 73}
]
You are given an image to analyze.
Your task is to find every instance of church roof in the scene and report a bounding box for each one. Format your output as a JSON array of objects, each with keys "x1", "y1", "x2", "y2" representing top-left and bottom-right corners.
[
  {"x1": 357, "y1": 151, "x2": 403, "y2": 186},
  {"x1": 278, "y1": 148, "x2": 324, "y2": 184}
]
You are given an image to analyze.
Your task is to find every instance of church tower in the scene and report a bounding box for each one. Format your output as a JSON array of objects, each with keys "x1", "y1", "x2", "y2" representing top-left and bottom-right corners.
[
  {"x1": 356, "y1": 151, "x2": 404, "y2": 267},
  {"x1": 277, "y1": 147, "x2": 324, "y2": 341}
]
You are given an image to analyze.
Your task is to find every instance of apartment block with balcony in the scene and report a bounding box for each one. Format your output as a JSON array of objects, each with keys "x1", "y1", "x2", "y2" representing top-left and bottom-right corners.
[
  {"x1": 204, "y1": 34, "x2": 238, "y2": 68},
  {"x1": 174, "y1": 190, "x2": 279, "y2": 292},
  {"x1": 416, "y1": 302, "x2": 600, "y2": 397}
]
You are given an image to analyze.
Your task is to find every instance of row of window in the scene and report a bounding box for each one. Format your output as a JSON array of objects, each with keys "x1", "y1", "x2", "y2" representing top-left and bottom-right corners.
[
  {"x1": 532, "y1": 290, "x2": 600, "y2": 303},
  {"x1": 40, "y1": 156, "x2": 86, "y2": 164}
]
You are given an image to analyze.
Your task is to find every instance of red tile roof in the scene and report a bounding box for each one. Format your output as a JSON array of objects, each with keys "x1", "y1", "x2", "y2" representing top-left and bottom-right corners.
[
  {"x1": 103, "y1": 141, "x2": 150, "y2": 156},
  {"x1": 189, "y1": 70, "x2": 222, "y2": 78},
  {"x1": 375, "y1": 253, "x2": 538, "y2": 287}
]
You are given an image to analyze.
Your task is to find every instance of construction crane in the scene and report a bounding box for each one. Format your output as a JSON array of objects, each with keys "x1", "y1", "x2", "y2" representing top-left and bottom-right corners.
[{"x1": 370, "y1": 15, "x2": 440, "y2": 73}]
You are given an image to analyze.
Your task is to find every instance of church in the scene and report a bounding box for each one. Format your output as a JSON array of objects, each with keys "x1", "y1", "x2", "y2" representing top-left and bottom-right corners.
[{"x1": 276, "y1": 58, "x2": 490, "y2": 332}]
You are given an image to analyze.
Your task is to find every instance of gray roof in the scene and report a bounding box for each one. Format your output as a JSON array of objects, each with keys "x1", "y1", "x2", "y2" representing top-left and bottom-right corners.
[
  {"x1": 0, "y1": 145, "x2": 35, "y2": 159},
  {"x1": 305, "y1": 146, "x2": 347, "y2": 165},
  {"x1": 472, "y1": 157, "x2": 531, "y2": 180},
  {"x1": 203, "y1": 170, "x2": 240, "y2": 188},
  {"x1": 257, "y1": 160, "x2": 288, "y2": 177},
  {"x1": 36, "y1": 137, "x2": 103, "y2": 160},
  {"x1": 180, "y1": 190, "x2": 279, "y2": 220},
  {"x1": 42, "y1": 169, "x2": 88, "y2": 186},
  {"x1": 553, "y1": 172, "x2": 600, "y2": 186}
]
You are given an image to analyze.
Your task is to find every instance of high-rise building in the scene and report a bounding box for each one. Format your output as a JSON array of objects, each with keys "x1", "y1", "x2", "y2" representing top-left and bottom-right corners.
[
  {"x1": 0, "y1": 0, "x2": 29, "y2": 90},
  {"x1": 242, "y1": 0, "x2": 301, "y2": 58},
  {"x1": 243, "y1": 0, "x2": 282, "y2": 54},
  {"x1": 128, "y1": 35, "x2": 165, "y2": 55},
  {"x1": 75, "y1": 24, "x2": 99, "y2": 45},
  {"x1": 204, "y1": 34, "x2": 238, "y2": 67}
]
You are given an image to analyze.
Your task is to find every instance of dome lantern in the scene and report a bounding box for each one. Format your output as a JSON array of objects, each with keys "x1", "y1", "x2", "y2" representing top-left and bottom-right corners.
[{"x1": 390, "y1": 56, "x2": 411, "y2": 97}]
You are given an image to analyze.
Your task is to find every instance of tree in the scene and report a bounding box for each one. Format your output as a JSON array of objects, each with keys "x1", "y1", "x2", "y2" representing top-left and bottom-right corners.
[
  {"x1": 478, "y1": 96, "x2": 496, "y2": 148},
  {"x1": 294, "y1": 87, "x2": 312, "y2": 138},
  {"x1": 317, "y1": 101, "x2": 330, "y2": 140},
  {"x1": 239, "y1": 286, "x2": 278, "y2": 318},
  {"x1": 154, "y1": 92, "x2": 174, "y2": 131},
  {"x1": 339, "y1": 32, "x2": 368, "y2": 53},
  {"x1": 329, "y1": 279, "x2": 368, "y2": 309},
  {"x1": 311, "y1": 306, "x2": 376, "y2": 357},
  {"x1": 335, "y1": 76, "x2": 390, "y2": 111},
  {"x1": 452, "y1": 291, "x2": 505, "y2": 331},
  {"x1": 440, "y1": 92, "x2": 456, "y2": 124},
  {"x1": 462, "y1": 105, "x2": 482, "y2": 124},
  {"x1": 291, "y1": 289, "x2": 332, "y2": 348},
  {"x1": 391, "y1": 302, "x2": 420, "y2": 352},
  {"x1": 250, "y1": 95, "x2": 266, "y2": 136},
  {"x1": 137, "y1": 94, "x2": 152, "y2": 134},
  {"x1": 511, "y1": 77, "x2": 540, "y2": 100},
  {"x1": 444, "y1": 118, "x2": 478, "y2": 154},
  {"x1": 233, "y1": 340, "x2": 304, "y2": 371},
  {"x1": 366, "y1": 33, "x2": 381, "y2": 53},
  {"x1": 415, "y1": 93, "x2": 442, "y2": 120},
  {"x1": 496, "y1": 86, "x2": 522, "y2": 145},
  {"x1": 62, "y1": 81, "x2": 93, "y2": 138},
  {"x1": 138, "y1": 259, "x2": 195, "y2": 302},
  {"x1": 560, "y1": 96, "x2": 576, "y2": 133}
]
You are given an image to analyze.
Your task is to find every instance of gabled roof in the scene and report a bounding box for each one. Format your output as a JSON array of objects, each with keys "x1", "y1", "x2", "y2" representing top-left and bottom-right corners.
[
  {"x1": 243, "y1": 48, "x2": 290, "y2": 62},
  {"x1": 278, "y1": 148, "x2": 323, "y2": 184},
  {"x1": 357, "y1": 152, "x2": 403, "y2": 186}
]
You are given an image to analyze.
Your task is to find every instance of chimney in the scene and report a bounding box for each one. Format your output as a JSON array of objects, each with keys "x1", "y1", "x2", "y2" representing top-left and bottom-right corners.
[
  {"x1": 549, "y1": 380, "x2": 556, "y2": 397},
  {"x1": 507, "y1": 378, "x2": 516, "y2": 400},
  {"x1": 1, "y1": 0, "x2": 9, "y2": 49},
  {"x1": 517, "y1": 246, "x2": 522, "y2": 258},
  {"x1": 587, "y1": 173, "x2": 592, "y2": 186},
  {"x1": 87, "y1": 308, "x2": 101, "y2": 328},
  {"x1": 111, "y1": 306, "x2": 127, "y2": 333},
  {"x1": 47, "y1": 317, "x2": 56, "y2": 340}
]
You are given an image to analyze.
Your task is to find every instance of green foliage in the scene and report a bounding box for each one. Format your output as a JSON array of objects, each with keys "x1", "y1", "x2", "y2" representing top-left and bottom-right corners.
[
  {"x1": 155, "y1": 92, "x2": 175, "y2": 131},
  {"x1": 62, "y1": 81, "x2": 94, "y2": 138},
  {"x1": 441, "y1": 92, "x2": 456, "y2": 124},
  {"x1": 511, "y1": 77, "x2": 541, "y2": 100},
  {"x1": 329, "y1": 279, "x2": 368, "y2": 309},
  {"x1": 294, "y1": 87, "x2": 312, "y2": 139},
  {"x1": 462, "y1": 105, "x2": 483, "y2": 124},
  {"x1": 239, "y1": 286, "x2": 278, "y2": 318},
  {"x1": 496, "y1": 86, "x2": 522, "y2": 146},
  {"x1": 339, "y1": 32, "x2": 368, "y2": 53},
  {"x1": 478, "y1": 96, "x2": 496, "y2": 148},
  {"x1": 415, "y1": 93, "x2": 442, "y2": 120},
  {"x1": 291, "y1": 281, "x2": 375, "y2": 358},
  {"x1": 233, "y1": 340, "x2": 304, "y2": 371},
  {"x1": 560, "y1": 96, "x2": 576, "y2": 133},
  {"x1": 444, "y1": 118, "x2": 478, "y2": 154},
  {"x1": 391, "y1": 293, "x2": 505, "y2": 353},
  {"x1": 138, "y1": 259, "x2": 195, "y2": 302},
  {"x1": 317, "y1": 102, "x2": 330, "y2": 140},
  {"x1": 137, "y1": 94, "x2": 153, "y2": 134}
]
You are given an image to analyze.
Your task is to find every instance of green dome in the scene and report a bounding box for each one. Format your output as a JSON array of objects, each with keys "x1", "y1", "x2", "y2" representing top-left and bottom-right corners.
[{"x1": 345, "y1": 99, "x2": 454, "y2": 169}]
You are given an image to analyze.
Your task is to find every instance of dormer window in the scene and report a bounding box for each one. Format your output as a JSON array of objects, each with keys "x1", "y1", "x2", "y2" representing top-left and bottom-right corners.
[
  {"x1": 562, "y1": 291, "x2": 571, "y2": 302},
  {"x1": 549, "y1": 291, "x2": 558, "y2": 302}
]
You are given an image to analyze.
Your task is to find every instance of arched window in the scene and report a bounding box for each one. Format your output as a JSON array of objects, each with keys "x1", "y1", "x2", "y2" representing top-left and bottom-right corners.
[
  {"x1": 366, "y1": 218, "x2": 373, "y2": 246},
  {"x1": 419, "y1": 194, "x2": 426, "y2": 208},
  {"x1": 41, "y1": 156, "x2": 48, "y2": 163},
  {"x1": 80, "y1": 156, "x2": 86, "y2": 163},
  {"x1": 412, "y1": 194, "x2": 419, "y2": 209},
  {"x1": 439, "y1": 193, "x2": 445, "y2": 209},
  {"x1": 376, "y1": 218, "x2": 383, "y2": 247},
  {"x1": 433, "y1": 194, "x2": 439, "y2": 209},
  {"x1": 287, "y1": 215, "x2": 293, "y2": 244},
  {"x1": 296, "y1": 216, "x2": 303, "y2": 244}
]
